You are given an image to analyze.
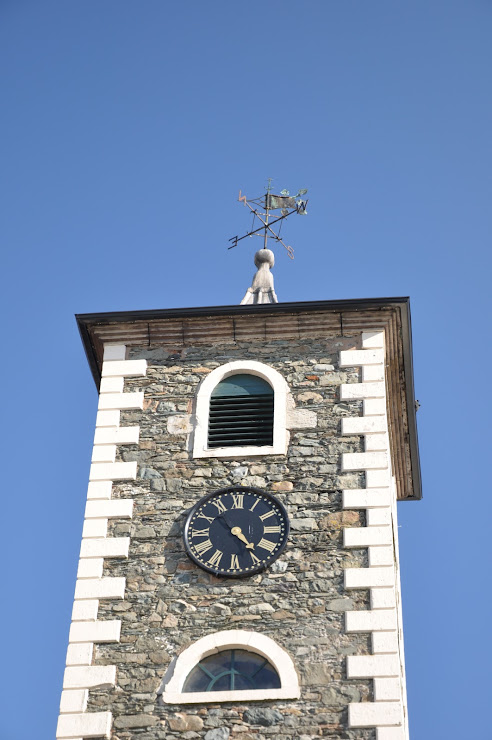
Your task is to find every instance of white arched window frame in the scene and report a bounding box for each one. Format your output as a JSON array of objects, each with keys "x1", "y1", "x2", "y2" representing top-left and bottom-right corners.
[
  {"x1": 192, "y1": 360, "x2": 289, "y2": 458},
  {"x1": 158, "y1": 630, "x2": 300, "y2": 704}
]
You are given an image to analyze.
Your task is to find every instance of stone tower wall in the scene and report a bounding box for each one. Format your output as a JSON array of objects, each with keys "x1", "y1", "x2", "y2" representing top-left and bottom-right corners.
[{"x1": 57, "y1": 327, "x2": 408, "y2": 740}]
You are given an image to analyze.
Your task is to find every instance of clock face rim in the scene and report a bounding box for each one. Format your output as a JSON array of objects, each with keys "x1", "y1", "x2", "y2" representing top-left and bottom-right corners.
[{"x1": 183, "y1": 486, "x2": 290, "y2": 578}]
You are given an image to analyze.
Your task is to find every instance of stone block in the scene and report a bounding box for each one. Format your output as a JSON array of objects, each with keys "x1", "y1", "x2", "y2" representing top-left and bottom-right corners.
[
  {"x1": 91, "y1": 444, "x2": 116, "y2": 463},
  {"x1": 93, "y1": 426, "x2": 140, "y2": 445},
  {"x1": 77, "y1": 558, "x2": 103, "y2": 579},
  {"x1": 369, "y1": 546, "x2": 394, "y2": 567},
  {"x1": 69, "y1": 619, "x2": 121, "y2": 644},
  {"x1": 89, "y1": 461, "x2": 137, "y2": 481},
  {"x1": 342, "y1": 452, "x2": 388, "y2": 471},
  {"x1": 371, "y1": 587, "x2": 397, "y2": 609},
  {"x1": 103, "y1": 344, "x2": 126, "y2": 361},
  {"x1": 344, "y1": 526, "x2": 392, "y2": 548},
  {"x1": 362, "y1": 364, "x2": 385, "y2": 382},
  {"x1": 342, "y1": 488, "x2": 391, "y2": 509},
  {"x1": 59, "y1": 688, "x2": 88, "y2": 714},
  {"x1": 74, "y1": 577, "x2": 126, "y2": 600},
  {"x1": 348, "y1": 701, "x2": 402, "y2": 727},
  {"x1": 85, "y1": 499, "x2": 133, "y2": 519},
  {"x1": 80, "y1": 537, "x2": 130, "y2": 559},
  {"x1": 341, "y1": 417, "x2": 387, "y2": 435},
  {"x1": 346, "y1": 654, "x2": 400, "y2": 678},
  {"x1": 376, "y1": 729, "x2": 406, "y2": 740},
  {"x1": 372, "y1": 631, "x2": 399, "y2": 654},
  {"x1": 97, "y1": 392, "x2": 144, "y2": 411},
  {"x1": 86, "y1": 481, "x2": 112, "y2": 500},
  {"x1": 363, "y1": 399, "x2": 386, "y2": 416},
  {"x1": 367, "y1": 508, "x2": 391, "y2": 526},
  {"x1": 339, "y1": 349, "x2": 384, "y2": 367},
  {"x1": 340, "y1": 382, "x2": 385, "y2": 401},
  {"x1": 71, "y1": 600, "x2": 99, "y2": 622},
  {"x1": 373, "y1": 677, "x2": 401, "y2": 701},
  {"x1": 99, "y1": 376, "x2": 124, "y2": 393},
  {"x1": 82, "y1": 518, "x2": 107, "y2": 538},
  {"x1": 345, "y1": 608, "x2": 397, "y2": 633},
  {"x1": 366, "y1": 469, "x2": 391, "y2": 488},
  {"x1": 101, "y1": 359, "x2": 147, "y2": 377},
  {"x1": 95, "y1": 409, "x2": 120, "y2": 428},
  {"x1": 365, "y1": 433, "x2": 389, "y2": 451},
  {"x1": 56, "y1": 710, "x2": 112, "y2": 738},
  {"x1": 344, "y1": 566, "x2": 395, "y2": 589},
  {"x1": 362, "y1": 331, "x2": 384, "y2": 348},
  {"x1": 63, "y1": 665, "x2": 117, "y2": 689},
  {"x1": 65, "y1": 642, "x2": 94, "y2": 666}
]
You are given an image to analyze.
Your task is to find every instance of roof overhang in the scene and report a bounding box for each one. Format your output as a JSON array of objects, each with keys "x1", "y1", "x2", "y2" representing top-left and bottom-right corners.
[{"x1": 76, "y1": 297, "x2": 421, "y2": 501}]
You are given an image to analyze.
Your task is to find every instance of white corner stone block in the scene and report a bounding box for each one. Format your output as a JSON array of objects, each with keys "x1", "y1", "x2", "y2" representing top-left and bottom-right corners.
[
  {"x1": 85, "y1": 499, "x2": 133, "y2": 519},
  {"x1": 63, "y1": 665, "x2": 117, "y2": 690},
  {"x1": 87, "y1": 481, "x2": 113, "y2": 500},
  {"x1": 74, "y1": 577, "x2": 126, "y2": 601},
  {"x1": 369, "y1": 546, "x2": 395, "y2": 567},
  {"x1": 103, "y1": 344, "x2": 126, "y2": 361},
  {"x1": 346, "y1": 654, "x2": 400, "y2": 678},
  {"x1": 366, "y1": 469, "x2": 391, "y2": 488},
  {"x1": 371, "y1": 587, "x2": 397, "y2": 610},
  {"x1": 362, "y1": 331, "x2": 385, "y2": 349},
  {"x1": 82, "y1": 518, "x2": 108, "y2": 539},
  {"x1": 93, "y1": 426, "x2": 140, "y2": 446},
  {"x1": 362, "y1": 364, "x2": 385, "y2": 382},
  {"x1": 376, "y1": 727, "x2": 406, "y2": 740},
  {"x1": 77, "y1": 558, "x2": 104, "y2": 579},
  {"x1": 89, "y1": 461, "x2": 137, "y2": 482},
  {"x1": 340, "y1": 349, "x2": 384, "y2": 367},
  {"x1": 345, "y1": 609, "x2": 397, "y2": 633},
  {"x1": 66, "y1": 642, "x2": 93, "y2": 666},
  {"x1": 364, "y1": 399, "x2": 387, "y2": 416},
  {"x1": 344, "y1": 567, "x2": 395, "y2": 589},
  {"x1": 365, "y1": 433, "x2": 390, "y2": 451},
  {"x1": 91, "y1": 445, "x2": 116, "y2": 463},
  {"x1": 286, "y1": 407, "x2": 317, "y2": 429},
  {"x1": 367, "y1": 508, "x2": 392, "y2": 526},
  {"x1": 342, "y1": 452, "x2": 388, "y2": 471},
  {"x1": 69, "y1": 620, "x2": 121, "y2": 644},
  {"x1": 344, "y1": 526, "x2": 393, "y2": 548},
  {"x1": 98, "y1": 392, "x2": 144, "y2": 411},
  {"x1": 343, "y1": 489, "x2": 391, "y2": 509},
  {"x1": 71, "y1": 600, "x2": 99, "y2": 622},
  {"x1": 372, "y1": 631, "x2": 399, "y2": 654},
  {"x1": 101, "y1": 359, "x2": 147, "y2": 377},
  {"x1": 80, "y1": 537, "x2": 130, "y2": 559},
  {"x1": 341, "y1": 382, "x2": 385, "y2": 401},
  {"x1": 341, "y1": 417, "x2": 387, "y2": 435},
  {"x1": 374, "y1": 677, "x2": 402, "y2": 702},
  {"x1": 95, "y1": 409, "x2": 120, "y2": 428},
  {"x1": 99, "y1": 376, "x2": 125, "y2": 394},
  {"x1": 59, "y1": 688, "x2": 88, "y2": 714},
  {"x1": 56, "y1": 710, "x2": 112, "y2": 739},
  {"x1": 348, "y1": 701, "x2": 402, "y2": 728}
]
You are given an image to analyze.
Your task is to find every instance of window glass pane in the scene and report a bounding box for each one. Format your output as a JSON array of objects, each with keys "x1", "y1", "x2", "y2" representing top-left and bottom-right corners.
[
  {"x1": 183, "y1": 648, "x2": 281, "y2": 693},
  {"x1": 211, "y1": 374, "x2": 273, "y2": 398}
]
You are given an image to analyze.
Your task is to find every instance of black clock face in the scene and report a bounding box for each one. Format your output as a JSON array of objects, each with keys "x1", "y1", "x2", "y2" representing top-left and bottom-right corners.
[{"x1": 183, "y1": 486, "x2": 289, "y2": 577}]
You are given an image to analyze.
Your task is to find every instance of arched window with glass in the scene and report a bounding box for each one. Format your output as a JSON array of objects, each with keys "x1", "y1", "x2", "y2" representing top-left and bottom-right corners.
[{"x1": 183, "y1": 649, "x2": 281, "y2": 693}]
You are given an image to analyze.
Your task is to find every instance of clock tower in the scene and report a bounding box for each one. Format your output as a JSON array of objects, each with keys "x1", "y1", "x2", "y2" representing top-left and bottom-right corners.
[{"x1": 57, "y1": 254, "x2": 421, "y2": 740}]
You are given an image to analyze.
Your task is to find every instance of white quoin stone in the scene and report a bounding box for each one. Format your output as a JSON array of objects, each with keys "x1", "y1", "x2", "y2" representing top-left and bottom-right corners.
[
  {"x1": 93, "y1": 426, "x2": 140, "y2": 445},
  {"x1": 103, "y1": 344, "x2": 126, "y2": 361},
  {"x1": 63, "y1": 665, "x2": 117, "y2": 690},
  {"x1": 362, "y1": 331, "x2": 385, "y2": 348},
  {"x1": 348, "y1": 701, "x2": 402, "y2": 728},
  {"x1": 74, "y1": 577, "x2": 126, "y2": 601},
  {"x1": 344, "y1": 526, "x2": 393, "y2": 548},
  {"x1": 371, "y1": 587, "x2": 397, "y2": 610},
  {"x1": 342, "y1": 488, "x2": 391, "y2": 509},
  {"x1": 376, "y1": 728, "x2": 406, "y2": 740},
  {"x1": 86, "y1": 481, "x2": 112, "y2": 500},
  {"x1": 101, "y1": 359, "x2": 147, "y2": 377},
  {"x1": 80, "y1": 537, "x2": 130, "y2": 559},
  {"x1": 99, "y1": 376, "x2": 124, "y2": 394},
  {"x1": 69, "y1": 620, "x2": 121, "y2": 644},
  {"x1": 340, "y1": 382, "x2": 385, "y2": 400},
  {"x1": 364, "y1": 399, "x2": 387, "y2": 416},
  {"x1": 77, "y1": 558, "x2": 104, "y2": 579},
  {"x1": 369, "y1": 546, "x2": 395, "y2": 567},
  {"x1": 71, "y1": 600, "x2": 99, "y2": 622},
  {"x1": 372, "y1": 631, "x2": 399, "y2": 654},
  {"x1": 95, "y1": 409, "x2": 120, "y2": 428},
  {"x1": 345, "y1": 609, "x2": 397, "y2": 633},
  {"x1": 339, "y1": 349, "x2": 384, "y2": 367},
  {"x1": 341, "y1": 416, "x2": 387, "y2": 435},
  {"x1": 362, "y1": 364, "x2": 385, "y2": 382},
  {"x1": 56, "y1": 710, "x2": 112, "y2": 738},
  {"x1": 82, "y1": 518, "x2": 108, "y2": 538},
  {"x1": 374, "y1": 677, "x2": 402, "y2": 702},
  {"x1": 342, "y1": 452, "x2": 388, "y2": 471},
  {"x1": 91, "y1": 444, "x2": 116, "y2": 463},
  {"x1": 59, "y1": 689, "x2": 88, "y2": 714},
  {"x1": 85, "y1": 499, "x2": 133, "y2": 519},
  {"x1": 346, "y1": 654, "x2": 400, "y2": 678},
  {"x1": 97, "y1": 392, "x2": 144, "y2": 411},
  {"x1": 89, "y1": 461, "x2": 137, "y2": 482},
  {"x1": 367, "y1": 508, "x2": 392, "y2": 526},
  {"x1": 344, "y1": 567, "x2": 395, "y2": 589},
  {"x1": 65, "y1": 643, "x2": 94, "y2": 666}
]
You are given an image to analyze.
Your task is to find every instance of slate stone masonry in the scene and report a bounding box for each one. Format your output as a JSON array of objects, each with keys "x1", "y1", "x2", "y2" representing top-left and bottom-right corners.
[{"x1": 88, "y1": 333, "x2": 377, "y2": 739}]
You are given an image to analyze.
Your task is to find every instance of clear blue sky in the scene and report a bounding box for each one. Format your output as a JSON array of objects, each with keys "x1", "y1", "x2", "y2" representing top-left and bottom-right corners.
[{"x1": 1, "y1": 2, "x2": 491, "y2": 738}]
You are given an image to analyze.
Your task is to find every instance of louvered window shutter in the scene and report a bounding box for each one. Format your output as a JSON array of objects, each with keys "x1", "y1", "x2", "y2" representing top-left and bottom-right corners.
[{"x1": 208, "y1": 374, "x2": 274, "y2": 448}]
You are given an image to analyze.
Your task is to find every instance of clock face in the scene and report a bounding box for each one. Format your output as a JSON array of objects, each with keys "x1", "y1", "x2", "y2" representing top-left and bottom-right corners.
[{"x1": 183, "y1": 486, "x2": 289, "y2": 577}]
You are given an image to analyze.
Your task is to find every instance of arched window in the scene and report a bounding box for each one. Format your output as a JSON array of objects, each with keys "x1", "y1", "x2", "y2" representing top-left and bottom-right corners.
[
  {"x1": 158, "y1": 630, "x2": 300, "y2": 704},
  {"x1": 192, "y1": 361, "x2": 289, "y2": 458},
  {"x1": 183, "y1": 649, "x2": 280, "y2": 693},
  {"x1": 208, "y1": 374, "x2": 274, "y2": 449}
]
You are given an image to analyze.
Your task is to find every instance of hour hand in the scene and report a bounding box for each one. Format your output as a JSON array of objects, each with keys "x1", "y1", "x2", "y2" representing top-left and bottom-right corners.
[{"x1": 231, "y1": 526, "x2": 255, "y2": 549}]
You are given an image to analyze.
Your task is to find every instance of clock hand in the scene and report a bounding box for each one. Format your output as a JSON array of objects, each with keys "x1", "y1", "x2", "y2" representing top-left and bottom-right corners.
[{"x1": 231, "y1": 526, "x2": 255, "y2": 549}]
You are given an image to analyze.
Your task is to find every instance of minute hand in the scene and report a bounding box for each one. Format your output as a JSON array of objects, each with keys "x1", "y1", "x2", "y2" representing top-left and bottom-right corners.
[{"x1": 231, "y1": 526, "x2": 255, "y2": 549}]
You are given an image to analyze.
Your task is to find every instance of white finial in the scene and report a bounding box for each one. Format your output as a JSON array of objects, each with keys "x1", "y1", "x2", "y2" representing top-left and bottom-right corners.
[{"x1": 240, "y1": 249, "x2": 278, "y2": 305}]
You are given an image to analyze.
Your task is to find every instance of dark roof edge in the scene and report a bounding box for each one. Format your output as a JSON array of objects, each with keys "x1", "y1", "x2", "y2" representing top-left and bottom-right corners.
[{"x1": 75, "y1": 296, "x2": 421, "y2": 501}]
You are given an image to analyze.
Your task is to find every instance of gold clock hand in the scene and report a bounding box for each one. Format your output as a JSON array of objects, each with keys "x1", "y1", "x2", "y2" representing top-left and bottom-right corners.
[{"x1": 231, "y1": 526, "x2": 255, "y2": 549}]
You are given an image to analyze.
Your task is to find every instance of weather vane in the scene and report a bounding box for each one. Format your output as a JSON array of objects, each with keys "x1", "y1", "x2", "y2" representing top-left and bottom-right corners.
[{"x1": 228, "y1": 179, "x2": 308, "y2": 260}]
